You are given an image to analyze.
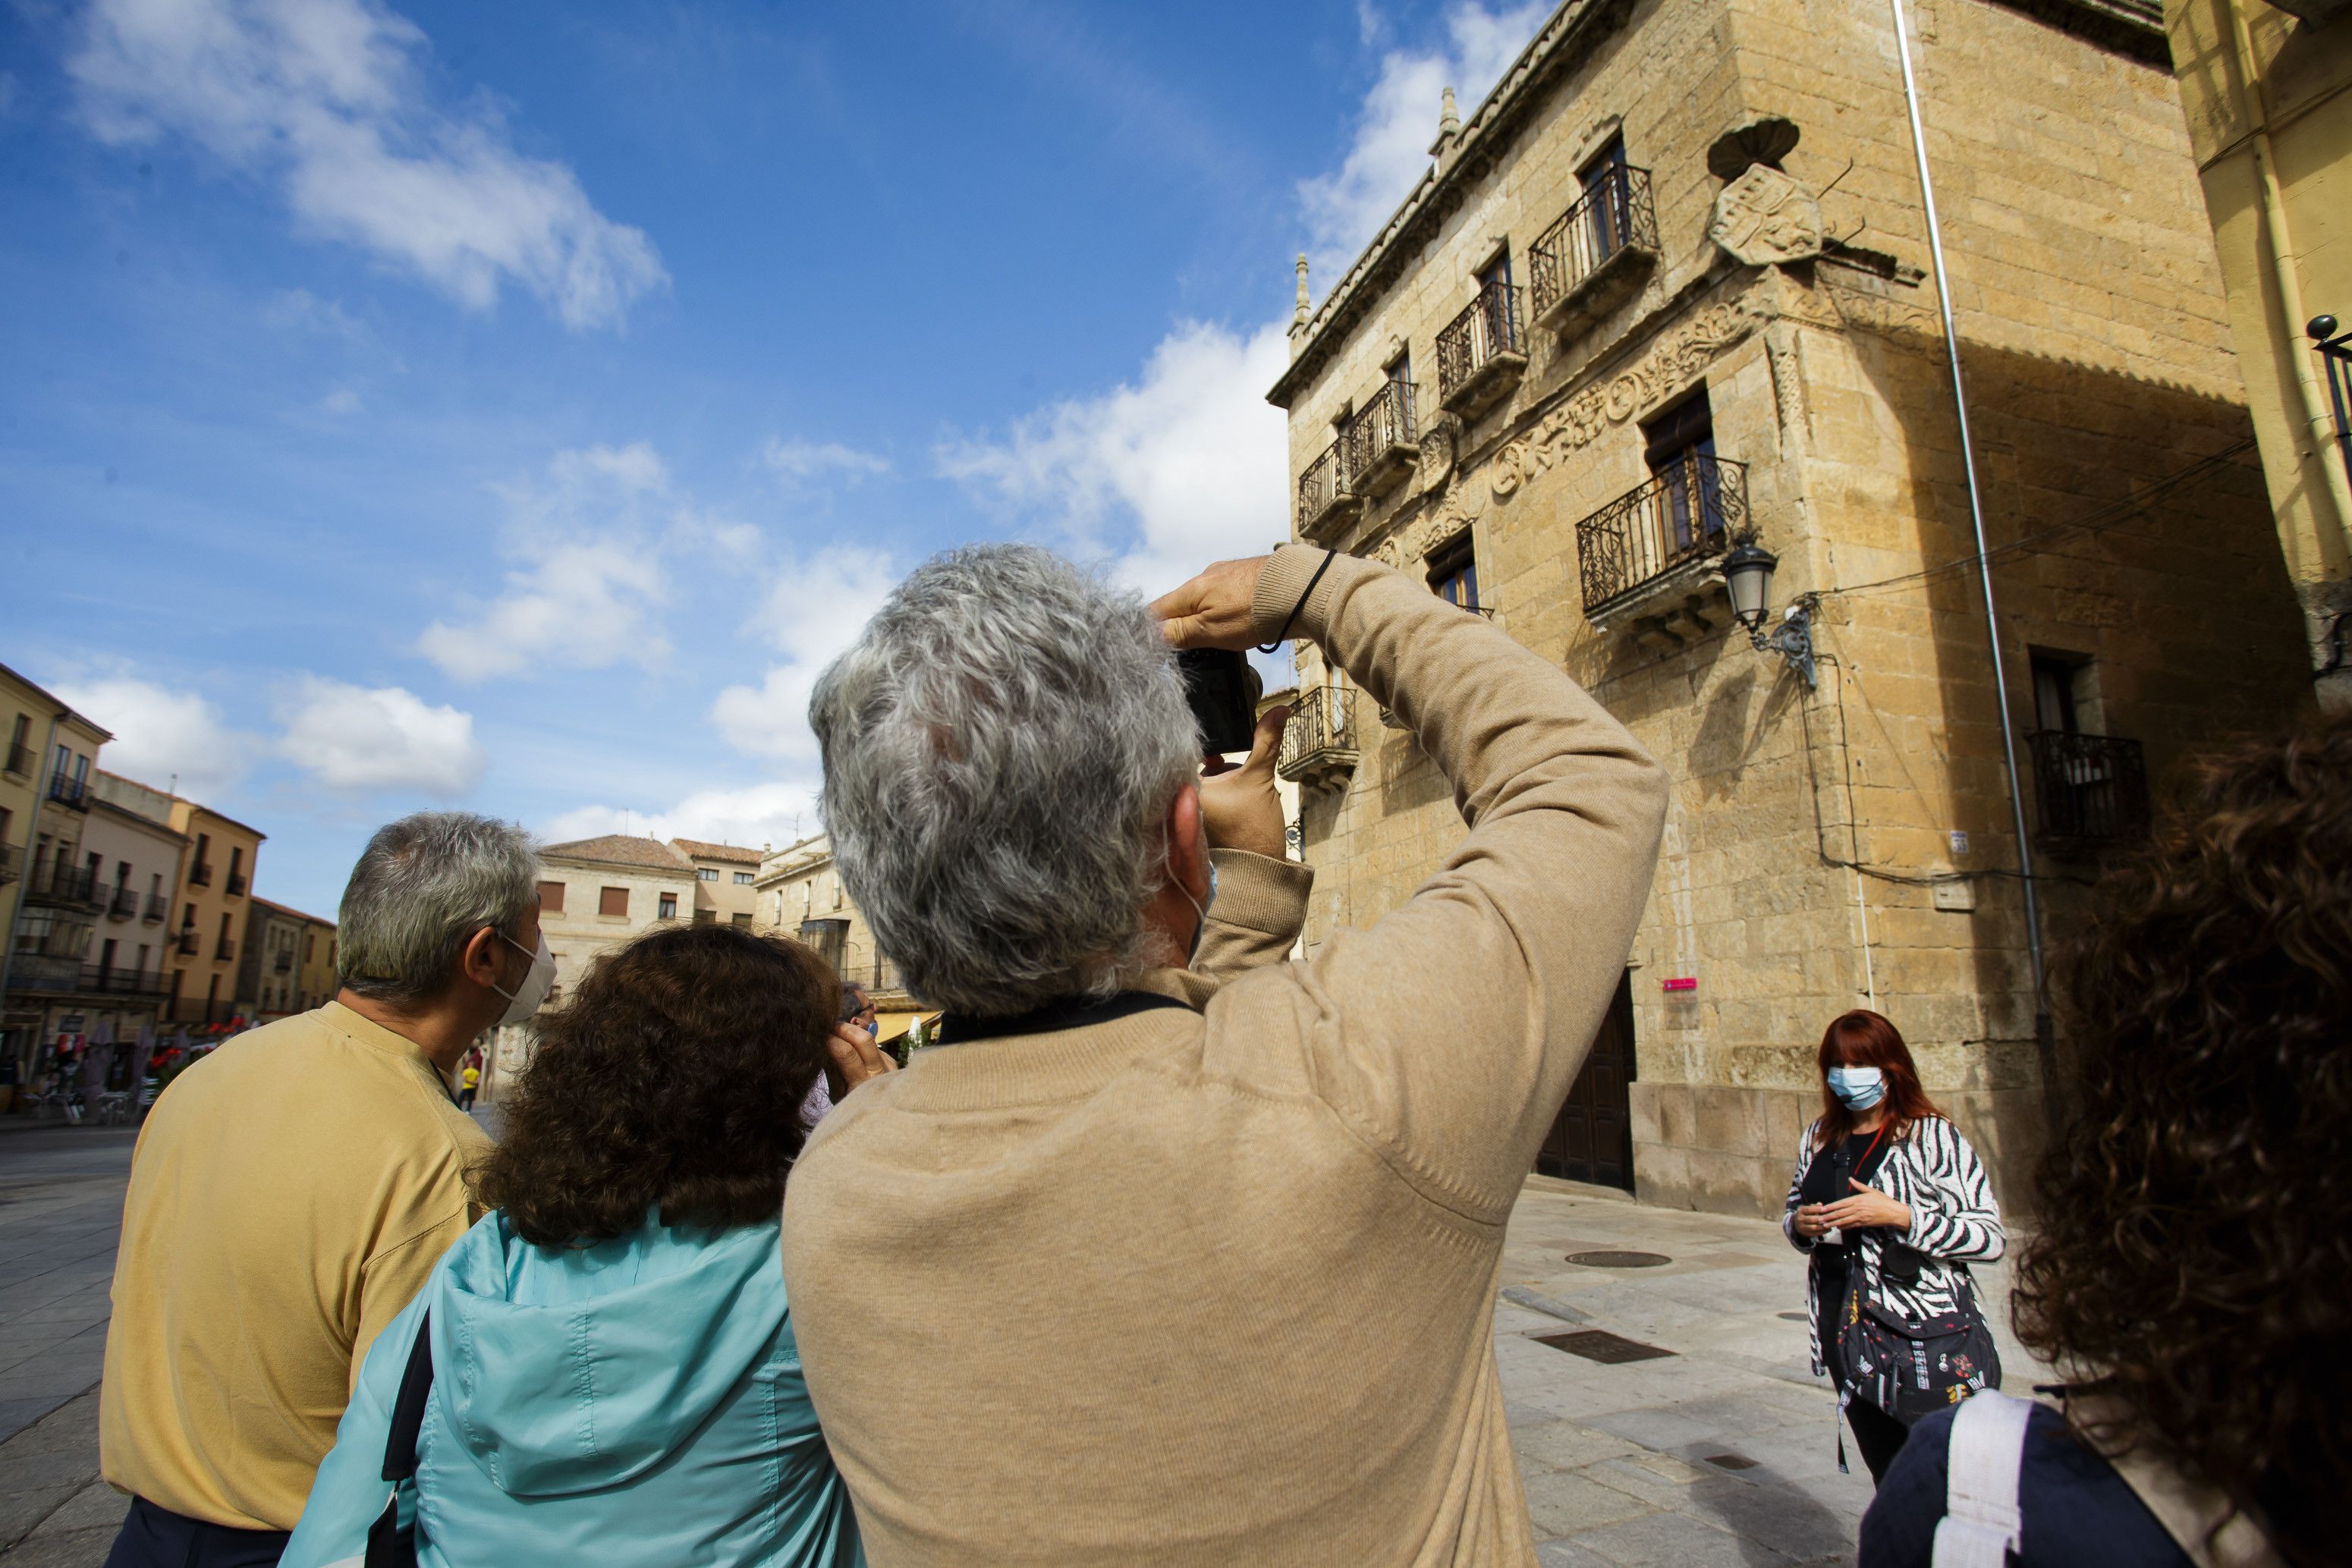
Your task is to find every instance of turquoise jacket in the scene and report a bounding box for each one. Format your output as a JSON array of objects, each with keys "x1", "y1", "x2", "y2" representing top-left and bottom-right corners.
[{"x1": 282, "y1": 1211, "x2": 859, "y2": 1568}]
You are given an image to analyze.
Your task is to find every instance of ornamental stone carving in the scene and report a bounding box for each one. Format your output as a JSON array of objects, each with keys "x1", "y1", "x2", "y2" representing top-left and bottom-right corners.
[
  {"x1": 1709, "y1": 165, "x2": 1825, "y2": 267},
  {"x1": 1374, "y1": 481, "x2": 1483, "y2": 569},
  {"x1": 1490, "y1": 297, "x2": 1762, "y2": 498}
]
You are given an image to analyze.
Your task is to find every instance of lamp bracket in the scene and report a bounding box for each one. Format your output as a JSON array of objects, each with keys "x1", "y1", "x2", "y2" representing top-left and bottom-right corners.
[{"x1": 1750, "y1": 599, "x2": 1819, "y2": 689}]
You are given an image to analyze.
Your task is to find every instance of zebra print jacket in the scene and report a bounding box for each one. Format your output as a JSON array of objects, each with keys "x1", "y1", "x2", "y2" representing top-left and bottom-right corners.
[{"x1": 1779, "y1": 1114, "x2": 2005, "y2": 1378}]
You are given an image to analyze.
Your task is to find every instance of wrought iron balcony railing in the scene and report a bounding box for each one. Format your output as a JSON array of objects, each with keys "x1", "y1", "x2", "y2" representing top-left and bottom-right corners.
[
  {"x1": 26, "y1": 862, "x2": 100, "y2": 909},
  {"x1": 109, "y1": 887, "x2": 140, "y2": 919},
  {"x1": 2030, "y1": 732, "x2": 2149, "y2": 848},
  {"x1": 1296, "y1": 437, "x2": 1363, "y2": 542},
  {"x1": 46, "y1": 771, "x2": 89, "y2": 810},
  {"x1": 1530, "y1": 164, "x2": 1659, "y2": 335},
  {"x1": 1577, "y1": 454, "x2": 1749, "y2": 618},
  {"x1": 1436, "y1": 280, "x2": 1527, "y2": 417},
  {"x1": 0, "y1": 844, "x2": 18, "y2": 886},
  {"x1": 168, "y1": 997, "x2": 239, "y2": 1026},
  {"x1": 274, "y1": 954, "x2": 294, "y2": 973},
  {"x1": 176, "y1": 928, "x2": 200, "y2": 956},
  {"x1": 226, "y1": 871, "x2": 248, "y2": 896},
  {"x1": 143, "y1": 893, "x2": 168, "y2": 922},
  {"x1": 1276, "y1": 686, "x2": 1360, "y2": 790},
  {"x1": 0, "y1": 957, "x2": 167, "y2": 998},
  {"x1": 187, "y1": 863, "x2": 212, "y2": 888},
  {"x1": 1342, "y1": 379, "x2": 1420, "y2": 498},
  {"x1": 215, "y1": 937, "x2": 237, "y2": 962},
  {"x1": 2, "y1": 743, "x2": 33, "y2": 779}
]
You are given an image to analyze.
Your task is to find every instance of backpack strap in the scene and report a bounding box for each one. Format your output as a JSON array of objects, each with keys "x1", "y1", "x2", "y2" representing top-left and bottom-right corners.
[
  {"x1": 365, "y1": 1308, "x2": 435, "y2": 1568},
  {"x1": 1932, "y1": 1389, "x2": 2033, "y2": 1568}
]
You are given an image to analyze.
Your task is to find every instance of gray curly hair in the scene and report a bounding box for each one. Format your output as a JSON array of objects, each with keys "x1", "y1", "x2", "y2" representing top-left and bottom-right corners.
[{"x1": 809, "y1": 544, "x2": 1199, "y2": 1016}]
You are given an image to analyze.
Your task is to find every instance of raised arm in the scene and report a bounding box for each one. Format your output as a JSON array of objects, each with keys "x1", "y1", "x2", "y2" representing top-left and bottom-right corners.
[{"x1": 1163, "y1": 547, "x2": 1670, "y2": 1217}]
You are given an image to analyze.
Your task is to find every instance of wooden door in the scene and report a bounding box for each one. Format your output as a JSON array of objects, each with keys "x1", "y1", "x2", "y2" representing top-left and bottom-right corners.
[{"x1": 1536, "y1": 971, "x2": 1636, "y2": 1189}]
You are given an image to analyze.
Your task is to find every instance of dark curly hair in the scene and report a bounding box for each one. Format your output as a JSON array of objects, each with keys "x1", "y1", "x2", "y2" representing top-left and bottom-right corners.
[
  {"x1": 2013, "y1": 713, "x2": 2352, "y2": 1567},
  {"x1": 473, "y1": 922, "x2": 839, "y2": 1246}
]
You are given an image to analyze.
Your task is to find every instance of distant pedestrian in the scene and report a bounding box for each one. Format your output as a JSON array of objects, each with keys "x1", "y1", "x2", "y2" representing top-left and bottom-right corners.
[
  {"x1": 281, "y1": 924, "x2": 876, "y2": 1568},
  {"x1": 457, "y1": 1054, "x2": 480, "y2": 1111},
  {"x1": 1784, "y1": 1009, "x2": 2003, "y2": 1485},
  {"x1": 100, "y1": 812, "x2": 550, "y2": 1568},
  {"x1": 1862, "y1": 718, "x2": 2351, "y2": 1568}
]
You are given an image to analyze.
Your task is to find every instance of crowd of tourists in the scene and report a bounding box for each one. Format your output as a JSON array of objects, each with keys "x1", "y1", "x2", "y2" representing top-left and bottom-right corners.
[{"x1": 86, "y1": 545, "x2": 2339, "y2": 1568}]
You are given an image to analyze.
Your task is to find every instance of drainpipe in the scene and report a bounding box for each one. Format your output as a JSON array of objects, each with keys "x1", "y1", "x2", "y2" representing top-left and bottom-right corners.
[
  {"x1": 1887, "y1": 0, "x2": 2055, "y2": 1119},
  {"x1": 0, "y1": 711, "x2": 63, "y2": 1083},
  {"x1": 2217, "y1": 0, "x2": 2352, "y2": 596}
]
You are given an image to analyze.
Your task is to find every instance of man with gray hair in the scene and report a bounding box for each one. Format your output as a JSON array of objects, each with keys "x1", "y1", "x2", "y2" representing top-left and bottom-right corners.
[
  {"x1": 783, "y1": 544, "x2": 1669, "y2": 1566},
  {"x1": 100, "y1": 812, "x2": 549, "y2": 1568}
]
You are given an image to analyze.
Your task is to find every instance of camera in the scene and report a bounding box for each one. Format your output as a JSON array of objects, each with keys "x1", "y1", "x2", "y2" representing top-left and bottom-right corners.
[{"x1": 1176, "y1": 648, "x2": 1262, "y2": 757}]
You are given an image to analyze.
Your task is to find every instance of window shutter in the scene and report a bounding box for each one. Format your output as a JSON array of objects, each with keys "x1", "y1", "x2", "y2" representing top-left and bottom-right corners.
[
  {"x1": 538, "y1": 880, "x2": 567, "y2": 914},
  {"x1": 599, "y1": 886, "x2": 629, "y2": 917}
]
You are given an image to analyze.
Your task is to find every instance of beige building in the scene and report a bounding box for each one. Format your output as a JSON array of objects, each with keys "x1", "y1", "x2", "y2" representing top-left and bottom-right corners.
[
  {"x1": 242, "y1": 897, "x2": 336, "y2": 1019},
  {"x1": 671, "y1": 837, "x2": 766, "y2": 925},
  {"x1": 63, "y1": 772, "x2": 187, "y2": 1048},
  {"x1": 1, "y1": 666, "x2": 115, "y2": 1079},
  {"x1": 1268, "y1": 0, "x2": 2310, "y2": 1216},
  {"x1": 484, "y1": 834, "x2": 698, "y2": 1091},
  {"x1": 2167, "y1": 0, "x2": 2352, "y2": 705},
  {"x1": 753, "y1": 834, "x2": 899, "y2": 995},
  {"x1": 165, "y1": 801, "x2": 264, "y2": 1027}
]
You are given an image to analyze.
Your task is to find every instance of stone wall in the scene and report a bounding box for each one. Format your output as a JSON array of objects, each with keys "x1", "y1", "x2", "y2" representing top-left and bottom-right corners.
[{"x1": 1276, "y1": 0, "x2": 2311, "y2": 1218}]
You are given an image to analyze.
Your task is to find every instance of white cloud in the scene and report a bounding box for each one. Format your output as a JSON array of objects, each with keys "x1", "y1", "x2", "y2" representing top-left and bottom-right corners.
[
  {"x1": 320, "y1": 386, "x2": 362, "y2": 414},
  {"x1": 762, "y1": 438, "x2": 890, "y2": 482},
  {"x1": 711, "y1": 547, "x2": 899, "y2": 761},
  {"x1": 540, "y1": 781, "x2": 819, "y2": 854},
  {"x1": 417, "y1": 441, "x2": 680, "y2": 681},
  {"x1": 938, "y1": 319, "x2": 1291, "y2": 593},
  {"x1": 50, "y1": 676, "x2": 247, "y2": 797},
  {"x1": 1297, "y1": 2, "x2": 1548, "y2": 274},
  {"x1": 265, "y1": 286, "x2": 370, "y2": 344},
  {"x1": 276, "y1": 675, "x2": 484, "y2": 795},
  {"x1": 71, "y1": 0, "x2": 665, "y2": 330}
]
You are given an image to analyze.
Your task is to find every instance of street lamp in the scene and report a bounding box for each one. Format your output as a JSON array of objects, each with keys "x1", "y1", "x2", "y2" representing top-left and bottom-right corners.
[{"x1": 1718, "y1": 537, "x2": 1817, "y2": 689}]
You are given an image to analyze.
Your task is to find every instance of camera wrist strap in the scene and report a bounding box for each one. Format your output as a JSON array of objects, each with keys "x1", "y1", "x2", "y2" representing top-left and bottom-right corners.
[{"x1": 1256, "y1": 549, "x2": 1338, "y2": 655}]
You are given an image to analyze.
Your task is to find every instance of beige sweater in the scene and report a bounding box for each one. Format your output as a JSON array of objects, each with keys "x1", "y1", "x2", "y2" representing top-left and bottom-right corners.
[{"x1": 781, "y1": 545, "x2": 1669, "y2": 1566}]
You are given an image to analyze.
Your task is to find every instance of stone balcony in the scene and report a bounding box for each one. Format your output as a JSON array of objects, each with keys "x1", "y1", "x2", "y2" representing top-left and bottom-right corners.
[
  {"x1": 1530, "y1": 163, "x2": 1659, "y2": 341},
  {"x1": 1295, "y1": 437, "x2": 1363, "y2": 545},
  {"x1": 1436, "y1": 279, "x2": 1527, "y2": 421},
  {"x1": 1276, "y1": 686, "x2": 1360, "y2": 790}
]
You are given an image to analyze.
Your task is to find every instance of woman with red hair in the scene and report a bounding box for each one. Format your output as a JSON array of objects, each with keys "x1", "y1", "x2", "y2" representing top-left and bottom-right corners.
[{"x1": 1783, "y1": 1009, "x2": 2005, "y2": 1484}]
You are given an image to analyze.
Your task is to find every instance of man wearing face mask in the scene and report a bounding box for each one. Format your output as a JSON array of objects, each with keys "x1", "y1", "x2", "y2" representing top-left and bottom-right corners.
[{"x1": 99, "y1": 812, "x2": 545, "y2": 1568}]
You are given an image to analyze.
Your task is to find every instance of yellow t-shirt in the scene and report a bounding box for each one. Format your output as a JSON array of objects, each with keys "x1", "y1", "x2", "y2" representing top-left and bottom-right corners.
[
  {"x1": 101, "y1": 1002, "x2": 490, "y2": 1529},
  {"x1": 461, "y1": 1065, "x2": 480, "y2": 1090}
]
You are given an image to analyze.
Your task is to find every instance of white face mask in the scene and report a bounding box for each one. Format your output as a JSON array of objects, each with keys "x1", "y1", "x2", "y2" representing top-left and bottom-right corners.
[{"x1": 490, "y1": 932, "x2": 556, "y2": 1029}]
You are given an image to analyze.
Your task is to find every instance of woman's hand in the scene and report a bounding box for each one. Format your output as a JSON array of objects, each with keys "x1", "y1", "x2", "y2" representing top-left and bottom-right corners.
[
  {"x1": 1792, "y1": 1203, "x2": 1830, "y2": 1239},
  {"x1": 1819, "y1": 1180, "x2": 1911, "y2": 1233},
  {"x1": 823, "y1": 1020, "x2": 898, "y2": 1101}
]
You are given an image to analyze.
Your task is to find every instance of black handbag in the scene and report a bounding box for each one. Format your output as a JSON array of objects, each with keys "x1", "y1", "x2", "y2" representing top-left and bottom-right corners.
[
  {"x1": 1840, "y1": 1265, "x2": 2001, "y2": 1424},
  {"x1": 365, "y1": 1309, "x2": 437, "y2": 1568}
]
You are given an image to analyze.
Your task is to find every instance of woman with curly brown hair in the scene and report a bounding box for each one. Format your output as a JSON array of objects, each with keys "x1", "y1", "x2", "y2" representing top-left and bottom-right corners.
[
  {"x1": 1861, "y1": 715, "x2": 2352, "y2": 1568},
  {"x1": 1784, "y1": 1010, "x2": 2006, "y2": 1485},
  {"x1": 279, "y1": 923, "x2": 890, "y2": 1568}
]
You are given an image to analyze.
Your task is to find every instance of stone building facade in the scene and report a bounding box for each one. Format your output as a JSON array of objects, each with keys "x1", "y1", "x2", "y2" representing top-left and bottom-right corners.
[
  {"x1": 1267, "y1": 0, "x2": 2311, "y2": 1217},
  {"x1": 672, "y1": 837, "x2": 766, "y2": 925},
  {"x1": 1, "y1": 668, "x2": 115, "y2": 1076},
  {"x1": 753, "y1": 834, "x2": 899, "y2": 995},
  {"x1": 2166, "y1": 0, "x2": 2352, "y2": 706},
  {"x1": 165, "y1": 800, "x2": 263, "y2": 1026}
]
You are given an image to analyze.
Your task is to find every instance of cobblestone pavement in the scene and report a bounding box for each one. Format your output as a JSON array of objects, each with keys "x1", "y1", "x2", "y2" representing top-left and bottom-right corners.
[{"x1": 0, "y1": 1127, "x2": 2048, "y2": 1566}]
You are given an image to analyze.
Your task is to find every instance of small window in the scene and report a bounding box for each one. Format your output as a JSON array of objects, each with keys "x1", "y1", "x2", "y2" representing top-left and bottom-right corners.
[
  {"x1": 228, "y1": 846, "x2": 243, "y2": 878},
  {"x1": 697, "y1": 867, "x2": 719, "y2": 882},
  {"x1": 537, "y1": 880, "x2": 567, "y2": 914},
  {"x1": 731, "y1": 913, "x2": 753, "y2": 928},
  {"x1": 2031, "y1": 651, "x2": 2093, "y2": 735},
  {"x1": 1427, "y1": 535, "x2": 1480, "y2": 611},
  {"x1": 658, "y1": 892, "x2": 678, "y2": 919},
  {"x1": 733, "y1": 871, "x2": 755, "y2": 885},
  {"x1": 599, "y1": 886, "x2": 629, "y2": 918},
  {"x1": 1478, "y1": 250, "x2": 1513, "y2": 291}
]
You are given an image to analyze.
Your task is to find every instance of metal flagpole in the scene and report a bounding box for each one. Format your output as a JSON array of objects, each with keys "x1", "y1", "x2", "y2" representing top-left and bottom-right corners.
[{"x1": 1887, "y1": 0, "x2": 2055, "y2": 1112}]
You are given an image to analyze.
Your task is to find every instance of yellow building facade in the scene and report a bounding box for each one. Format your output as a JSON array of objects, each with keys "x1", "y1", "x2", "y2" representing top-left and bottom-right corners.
[
  {"x1": 0, "y1": 662, "x2": 114, "y2": 1083},
  {"x1": 165, "y1": 801, "x2": 264, "y2": 1026},
  {"x1": 1269, "y1": 0, "x2": 2310, "y2": 1216},
  {"x1": 2167, "y1": 0, "x2": 2352, "y2": 705}
]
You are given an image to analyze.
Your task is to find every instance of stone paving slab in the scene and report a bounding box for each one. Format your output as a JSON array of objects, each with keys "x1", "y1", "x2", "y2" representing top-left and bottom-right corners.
[{"x1": 0, "y1": 1130, "x2": 2052, "y2": 1566}]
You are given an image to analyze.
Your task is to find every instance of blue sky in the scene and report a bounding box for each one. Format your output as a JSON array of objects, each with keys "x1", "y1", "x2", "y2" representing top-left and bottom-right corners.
[{"x1": 0, "y1": 0, "x2": 1547, "y2": 919}]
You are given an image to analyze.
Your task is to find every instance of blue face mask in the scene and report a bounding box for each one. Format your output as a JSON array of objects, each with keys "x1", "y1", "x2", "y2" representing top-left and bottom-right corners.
[{"x1": 1826, "y1": 1065, "x2": 1886, "y2": 1111}]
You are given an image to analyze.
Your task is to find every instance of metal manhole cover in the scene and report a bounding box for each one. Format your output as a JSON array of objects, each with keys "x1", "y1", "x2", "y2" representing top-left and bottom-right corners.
[
  {"x1": 1532, "y1": 1329, "x2": 1676, "y2": 1364},
  {"x1": 1565, "y1": 1250, "x2": 1670, "y2": 1268}
]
